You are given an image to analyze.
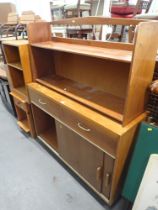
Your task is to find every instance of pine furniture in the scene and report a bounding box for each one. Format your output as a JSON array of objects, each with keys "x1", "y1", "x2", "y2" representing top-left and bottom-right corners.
[
  {"x1": 2, "y1": 40, "x2": 35, "y2": 137},
  {"x1": 22, "y1": 17, "x2": 158, "y2": 205}
]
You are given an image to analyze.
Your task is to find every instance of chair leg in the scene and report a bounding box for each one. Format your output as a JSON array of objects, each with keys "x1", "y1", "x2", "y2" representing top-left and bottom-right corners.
[
  {"x1": 128, "y1": 25, "x2": 135, "y2": 43},
  {"x1": 119, "y1": 25, "x2": 125, "y2": 42}
]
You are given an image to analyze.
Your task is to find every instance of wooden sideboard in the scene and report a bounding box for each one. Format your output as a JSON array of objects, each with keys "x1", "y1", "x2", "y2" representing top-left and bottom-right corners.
[
  {"x1": 28, "y1": 82, "x2": 145, "y2": 204},
  {"x1": 26, "y1": 18, "x2": 158, "y2": 205},
  {"x1": 2, "y1": 17, "x2": 158, "y2": 205}
]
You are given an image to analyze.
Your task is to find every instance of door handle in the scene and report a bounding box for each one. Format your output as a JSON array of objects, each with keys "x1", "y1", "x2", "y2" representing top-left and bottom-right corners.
[
  {"x1": 77, "y1": 122, "x2": 91, "y2": 132},
  {"x1": 96, "y1": 166, "x2": 102, "y2": 181},
  {"x1": 38, "y1": 98, "x2": 47, "y2": 105},
  {"x1": 105, "y1": 173, "x2": 110, "y2": 187}
]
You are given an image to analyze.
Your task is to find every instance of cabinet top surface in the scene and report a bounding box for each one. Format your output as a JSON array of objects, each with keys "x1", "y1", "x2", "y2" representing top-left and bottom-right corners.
[
  {"x1": 2, "y1": 40, "x2": 28, "y2": 47},
  {"x1": 31, "y1": 41, "x2": 132, "y2": 63}
]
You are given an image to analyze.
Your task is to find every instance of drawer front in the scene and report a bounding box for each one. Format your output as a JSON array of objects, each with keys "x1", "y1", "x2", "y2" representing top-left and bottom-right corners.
[
  {"x1": 61, "y1": 106, "x2": 118, "y2": 157},
  {"x1": 28, "y1": 84, "x2": 118, "y2": 156},
  {"x1": 28, "y1": 87, "x2": 61, "y2": 119},
  {"x1": 14, "y1": 97, "x2": 27, "y2": 112}
]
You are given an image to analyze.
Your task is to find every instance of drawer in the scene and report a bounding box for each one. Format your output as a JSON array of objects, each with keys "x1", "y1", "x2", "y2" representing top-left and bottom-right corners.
[
  {"x1": 28, "y1": 83, "x2": 118, "y2": 156},
  {"x1": 28, "y1": 86, "x2": 61, "y2": 119},
  {"x1": 61, "y1": 106, "x2": 118, "y2": 157}
]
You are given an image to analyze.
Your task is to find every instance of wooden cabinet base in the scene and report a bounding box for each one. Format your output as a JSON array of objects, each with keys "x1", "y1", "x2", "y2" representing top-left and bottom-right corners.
[{"x1": 29, "y1": 83, "x2": 145, "y2": 205}]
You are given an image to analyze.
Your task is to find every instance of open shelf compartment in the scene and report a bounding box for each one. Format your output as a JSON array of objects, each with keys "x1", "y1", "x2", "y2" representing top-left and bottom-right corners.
[
  {"x1": 9, "y1": 66, "x2": 27, "y2": 99},
  {"x1": 3, "y1": 44, "x2": 22, "y2": 70},
  {"x1": 31, "y1": 47, "x2": 130, "y2": 122},
  {"x1": 15, "y1": 105, "x2": 30, "y2": 133},
  {"x1": 8, "y1": 62, "x2": 22, "y2": 71},
  {"x1": 32, "y1": 104, "x2": 58, "y2": 152}
]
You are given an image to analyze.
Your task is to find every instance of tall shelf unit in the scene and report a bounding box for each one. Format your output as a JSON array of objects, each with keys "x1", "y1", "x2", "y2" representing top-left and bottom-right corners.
[
  {"x1": 2, "y1": 40, "x2": 35, "y2": 137},
  {"x1": 27, "y1": 18, "x2": 158, "y2": 205}
]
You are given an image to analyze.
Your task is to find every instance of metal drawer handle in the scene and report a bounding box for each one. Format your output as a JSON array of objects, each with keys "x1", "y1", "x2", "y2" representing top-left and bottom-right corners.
[
  {"x1": 105, "y1": 173, "x2": 110, "y2": 187},
  {"x1": 96, "y1": 166, "x2": 102, "y2": 181},
  {"x1": 77, "y1": 122, "x2": 91, "y2": 132},
  {"x1": 38, "y1": 98, "x2": 47, "y2": 105}
]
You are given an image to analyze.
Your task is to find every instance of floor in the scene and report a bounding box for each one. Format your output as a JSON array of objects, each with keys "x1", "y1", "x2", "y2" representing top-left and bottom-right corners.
[{"x1": 0, "y1": 99, "x2": 127, "y2": 210}]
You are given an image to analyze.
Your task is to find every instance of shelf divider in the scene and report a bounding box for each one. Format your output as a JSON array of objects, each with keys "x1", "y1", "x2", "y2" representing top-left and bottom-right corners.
[{"x1": 8, "y1": 62, "x2": 23, "y2": 71}]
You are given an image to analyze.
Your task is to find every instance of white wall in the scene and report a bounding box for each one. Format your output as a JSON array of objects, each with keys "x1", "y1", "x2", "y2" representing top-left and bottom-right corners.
[
  {"x1": 0, "y1": 0, "x2": 52, "y2": 21},
  {"x1": 149, "y1": 0, "x2": 158, "y2": 12},
  {"x1": 0, "y1": 0, "x2": 16, "y2": 3},
  {"x1": 15, "y1": 0, "x2": 51, "y2": 21}
]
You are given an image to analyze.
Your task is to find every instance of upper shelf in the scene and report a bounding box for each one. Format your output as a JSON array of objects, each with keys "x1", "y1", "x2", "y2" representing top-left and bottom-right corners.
[
  {"x1": 2, "y1": 40, "x2": 28, "y2": 47},
  {"x1": 31, "y1": 41, "x2": 132, "y2": 63},
  {"x1": 8, "y1": 62, "x2": 22, "y2": 71}
]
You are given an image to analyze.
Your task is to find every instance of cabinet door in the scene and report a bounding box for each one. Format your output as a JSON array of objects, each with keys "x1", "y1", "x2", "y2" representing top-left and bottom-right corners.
[
  {"x1": 102, "y1": 154, "x2": 114, "y2": 199},
  {"x1": 56, "y1": 121, "x2": 104, "y2": 192}
]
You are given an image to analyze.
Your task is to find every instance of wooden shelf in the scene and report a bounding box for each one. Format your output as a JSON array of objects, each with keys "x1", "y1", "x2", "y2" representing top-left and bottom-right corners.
[
  {"x1": 36, "y1": 75, "x2": 124, "y2": 122},
  {"x1": 31, "y1": 41, "x2": 132, "y2": 63},
  {"x1": 8, "y1": 62, "x2": 22, "y2": 71},
  {"x1": 38, "y1": 128, "x2": 58, "y2": 152},
  {"x1": 12, "y1": 86, "x2": 27, "y2": 101},
  {"x1": 17, "y1": 119, "x2": 30, "y2": 133}
]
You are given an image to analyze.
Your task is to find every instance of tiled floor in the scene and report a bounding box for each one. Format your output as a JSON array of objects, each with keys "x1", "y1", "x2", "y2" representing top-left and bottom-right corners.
[{"x1": 0, "y1": 99, "x2": 127, "y2": 210}]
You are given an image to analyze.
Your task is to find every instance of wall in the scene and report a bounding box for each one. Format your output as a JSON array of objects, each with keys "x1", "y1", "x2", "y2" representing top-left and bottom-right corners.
[
  {"x1": 0, "y1": 0, "x2": 52, "y2": 21},
  {"x1": 149, "y1": 0, "x2": 158, "y2": 12},
  {"x1": 16, "y1": 0, "x2": 51, "y2": 21},
  {"x1": 0, "y1": 1, "x2": 16, "y2": 23}
]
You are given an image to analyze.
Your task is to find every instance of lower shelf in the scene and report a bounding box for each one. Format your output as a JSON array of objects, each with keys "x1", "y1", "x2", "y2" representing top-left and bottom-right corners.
[
  {"x1": 17, "y1": 119, "x2": 30, "y2": 133},
  {"x1": 8, "y1": 62, "x2": 22, "y2": 71},
  {"x1": 36, "y1": 75, "x2": 124, "y2": 122},
  {"x1": 38, "y1": 128, "x2": 58, "y2": 152},
  {"x1": 32, "y1": 104, "x2": 58, "y2": 151}
]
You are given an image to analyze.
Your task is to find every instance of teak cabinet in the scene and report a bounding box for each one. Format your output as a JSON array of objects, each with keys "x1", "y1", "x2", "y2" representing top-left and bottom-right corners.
[
  {"x1": 26, "y1": 18, "x2": 158, "y2": 205},
  {"x1": 3, "y1": 18, "x2": 157, "y2": 205},
  {"x1": 2, "y1": 40, "x2": 35, "y2": 137}
]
